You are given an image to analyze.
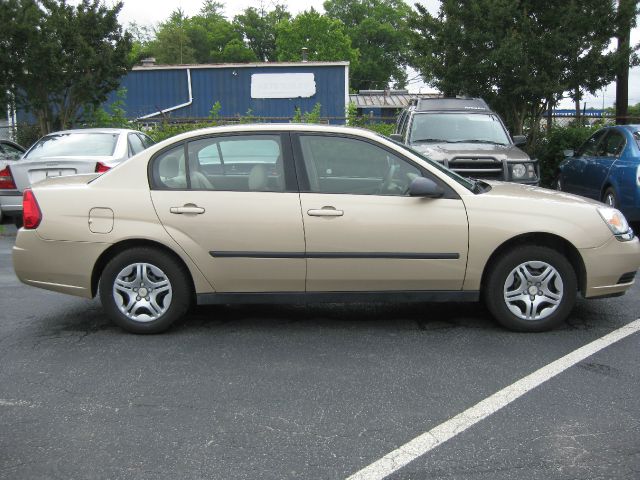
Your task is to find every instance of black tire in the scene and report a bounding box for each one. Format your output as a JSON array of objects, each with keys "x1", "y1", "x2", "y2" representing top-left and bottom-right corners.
[
  {"x1": 483, "y1": 245, "x2": 577, "y2": 332},
  {"x1": 99, "y1": 247, "x2": 192, "y2": 334},
  {"x1": 552, "y1": 174, "x2": 562, "y2": 191},
  {"x1": 602, "y1": 187, "x2": 618, "y2": 208}
]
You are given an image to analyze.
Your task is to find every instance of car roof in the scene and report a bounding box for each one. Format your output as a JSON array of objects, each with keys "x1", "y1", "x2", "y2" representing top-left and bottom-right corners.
[
  {"x1": 158, "y1": 123, "x2": 385, "y2": 144},
  {"x1": 43, "y1": 128, "x2": 140, "y2": 136},
  {"x1": 413, "y1": 97, "x2": 491, "y2": 113}
]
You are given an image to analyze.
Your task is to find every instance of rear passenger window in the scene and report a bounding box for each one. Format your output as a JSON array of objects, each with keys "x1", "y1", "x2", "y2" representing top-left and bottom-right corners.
[
  {"x1": 128, "y1": 133, "x2": 146, "y2": 156},
  {"x1": 186, "y1": 135, "x2": 285, "y2": 192},
  {"x1": 152, "y1": 145, "x2": 187, "y2": 189}
]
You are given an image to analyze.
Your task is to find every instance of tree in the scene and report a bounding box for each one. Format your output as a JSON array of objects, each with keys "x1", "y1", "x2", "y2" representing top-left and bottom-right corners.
[
  {"x1": 324, "y1": 0, "x2": 412, "y2": 90},
  {"x1": 151, "y1": 3, "x2": 257, "y2": 64},
  {"x1": 409, "y1": 0, "x2": 622, "y2": 135},
  {"x1": 0, "y1": 0, "x2": 132, "y2": 134},
  {"x1": 275, "y1": 9, "x2": 359, "y2": 64},
  {"x1": 234, "y1": 4, "x2": 291, "y2": 61},
  {"x1": 151, "y1": 9, "x2": 196, "y2": 64}
]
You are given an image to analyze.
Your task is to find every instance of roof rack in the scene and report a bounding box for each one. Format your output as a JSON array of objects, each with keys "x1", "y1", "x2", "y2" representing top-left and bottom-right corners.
[{"x1": 415, "y1": 97, "x2": 490, "y2": 112}]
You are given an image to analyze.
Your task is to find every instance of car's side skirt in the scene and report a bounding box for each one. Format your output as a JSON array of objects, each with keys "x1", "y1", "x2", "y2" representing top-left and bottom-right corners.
[{"x1": 197, "y1": 290, "x2": 479, "y2": 305}]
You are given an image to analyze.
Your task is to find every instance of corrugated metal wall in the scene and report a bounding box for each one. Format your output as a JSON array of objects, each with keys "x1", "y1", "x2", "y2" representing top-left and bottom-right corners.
[{"x1": 104, "y1": 64, "x2": 347, "y2": 122}]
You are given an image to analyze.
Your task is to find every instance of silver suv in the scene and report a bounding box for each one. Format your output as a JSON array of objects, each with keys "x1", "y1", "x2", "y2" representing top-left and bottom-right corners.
[{"x1": 392, "y1": 98, "x2": 539, "y2": 184}]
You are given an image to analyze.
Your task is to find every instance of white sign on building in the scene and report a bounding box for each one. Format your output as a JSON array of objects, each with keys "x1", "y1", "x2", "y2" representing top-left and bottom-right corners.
[{"x1": 251, "y1": 73, "x2": 316, "y2": 99}]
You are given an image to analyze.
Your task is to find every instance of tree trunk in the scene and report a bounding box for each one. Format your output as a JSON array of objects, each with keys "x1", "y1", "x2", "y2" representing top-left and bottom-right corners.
[
  {"x1": 615, "y1": 0, "x2": 634, "y2": 125},
  {"x1": 546, "y1": 98, "x2": 553, "y2": 131},
  {"x1": 574, "y1": 92, "x2": 582, "y2": 125}
]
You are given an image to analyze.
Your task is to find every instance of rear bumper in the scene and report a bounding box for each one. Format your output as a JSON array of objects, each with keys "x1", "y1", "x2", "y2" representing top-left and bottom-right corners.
[
  {"x1": 580, "y1": 235, "x2": 640, "y2": 298},
  {"x1": 0, "y1": 191, "x2": 22, "y2": 216},
  {"x1": 13, "y1": 229, "x2": 110, "y2": 298}
]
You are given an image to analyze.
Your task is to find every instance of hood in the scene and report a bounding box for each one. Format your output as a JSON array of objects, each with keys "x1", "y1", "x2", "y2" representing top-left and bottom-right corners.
[
  {"x1": 483, "y1": 181, "x2": 602, "y2": 207},
  {"x1": 411, "y1": 142, "x2": 530, "y2": 163}
]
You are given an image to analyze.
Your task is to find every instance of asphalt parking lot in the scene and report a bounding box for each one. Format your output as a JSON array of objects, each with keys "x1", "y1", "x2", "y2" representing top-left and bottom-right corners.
[{"x1": 1, "y1": 230, "x2": 639, "y2": 480}]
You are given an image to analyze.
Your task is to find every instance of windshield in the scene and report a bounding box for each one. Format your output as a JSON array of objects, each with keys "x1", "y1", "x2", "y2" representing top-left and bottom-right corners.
[
  {"x1": 384, "y1": 136, "x2": 476, "y2": 192},
  {"x1": 25, "y1": 132, "x2": 119, "y2": 159},
  {"x1": 409, "y1": 113, "x2": 511, "y2": 145}
]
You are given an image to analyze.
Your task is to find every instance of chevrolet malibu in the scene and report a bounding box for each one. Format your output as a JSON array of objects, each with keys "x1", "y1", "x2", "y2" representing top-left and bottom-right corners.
[{"x1": 12, "y1": 124, "x2": 640, "y2": 334}]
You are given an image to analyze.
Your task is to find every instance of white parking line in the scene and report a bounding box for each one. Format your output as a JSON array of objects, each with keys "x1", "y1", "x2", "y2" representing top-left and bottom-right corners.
[{"x1": 346, "y1": 319, "x2": 640, "y2": 480}]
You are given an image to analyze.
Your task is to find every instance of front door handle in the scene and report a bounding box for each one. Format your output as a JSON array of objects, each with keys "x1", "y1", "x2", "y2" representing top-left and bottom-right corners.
[
  {"x1": 170, "y1": 204, "x2": 205, "y2": 215},
  {"x1": 307, "y1": 207, "x2": 344, "y2": 217}
]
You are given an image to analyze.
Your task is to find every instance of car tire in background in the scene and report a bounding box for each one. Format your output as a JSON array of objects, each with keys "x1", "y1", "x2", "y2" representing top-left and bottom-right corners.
[
  {"x1": 484, "y1": 245, "x2": 577, "y2": 332},
  {"x1": 602, "y1": 187, "x2": 618, "y2": 208},
  {"x1": 553, "y1": 174, "x2": 563, "y2": 191},
  {"x1": 99, "y1": 247, "x2": 193, "y2": 334}
]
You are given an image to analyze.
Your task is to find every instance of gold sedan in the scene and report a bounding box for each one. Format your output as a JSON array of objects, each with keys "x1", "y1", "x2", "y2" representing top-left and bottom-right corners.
[{"x1": 12, "y1": 124, "x2": 640, "y2": 333}]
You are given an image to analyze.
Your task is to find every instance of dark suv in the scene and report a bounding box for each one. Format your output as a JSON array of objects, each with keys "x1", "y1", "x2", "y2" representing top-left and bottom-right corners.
[{"x1": 392, "y1": 98, "x2": 539, "y2": 184}]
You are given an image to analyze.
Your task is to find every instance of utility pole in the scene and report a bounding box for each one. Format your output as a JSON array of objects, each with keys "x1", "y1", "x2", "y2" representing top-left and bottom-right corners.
[{"x1": 615, "y1": 0, "x2": 637, "y2": 125}]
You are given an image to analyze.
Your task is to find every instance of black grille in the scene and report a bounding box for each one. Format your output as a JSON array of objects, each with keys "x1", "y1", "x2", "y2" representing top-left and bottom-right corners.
[
  {"x1": 447, "y1": 158, "x2": 505, "y2": 180},
  {"x1": 617, "y1": 271, "x2": 637, "y2": 284}
]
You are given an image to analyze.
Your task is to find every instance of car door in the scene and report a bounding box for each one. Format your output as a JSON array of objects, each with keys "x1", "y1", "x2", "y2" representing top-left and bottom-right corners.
[
  {"x1": 150, "y1": 132, "x2": 306, "y2": 292},
  {"x1": 563, "y1": 129, "x2": 607, "y2": 196},
  {"x1": 581, "y1": 129, "x2": 626, "y2": 200},
  {"x1": 292, "y1": 133, "x2": 469, "y2": 292}
]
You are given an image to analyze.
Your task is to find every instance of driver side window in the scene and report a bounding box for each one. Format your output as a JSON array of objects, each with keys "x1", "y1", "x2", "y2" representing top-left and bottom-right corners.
[{"x1": 299, "y1": 135, "x2": 421, "y2": 195}]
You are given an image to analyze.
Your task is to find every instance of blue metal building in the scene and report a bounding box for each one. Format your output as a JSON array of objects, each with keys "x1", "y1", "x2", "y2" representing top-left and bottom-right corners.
[{"x1": 105, "y1": 61, "x2": 350, "y2": 122}]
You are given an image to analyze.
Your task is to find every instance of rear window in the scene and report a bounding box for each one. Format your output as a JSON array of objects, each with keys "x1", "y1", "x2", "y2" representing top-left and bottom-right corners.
[
  {"x1": 25, "y1": 132, "x2": 119, "y2": 159},
  {"x1": 634, "y1": 130, "x2": 640, "y2": 149}
]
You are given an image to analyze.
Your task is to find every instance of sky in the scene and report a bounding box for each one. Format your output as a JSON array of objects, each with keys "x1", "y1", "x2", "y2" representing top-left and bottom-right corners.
[{"x1": 74, "y1": 0, "x2": 639, "y2": 109}]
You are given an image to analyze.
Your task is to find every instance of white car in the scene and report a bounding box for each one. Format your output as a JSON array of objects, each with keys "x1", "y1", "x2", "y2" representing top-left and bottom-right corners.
[{"x1": 1, "y1": 128, "x2": 154, "y2": 226}]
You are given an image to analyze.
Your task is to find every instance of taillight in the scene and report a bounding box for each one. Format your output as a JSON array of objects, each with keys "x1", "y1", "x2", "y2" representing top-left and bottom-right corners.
[
  {"x1": 95, "y1": 162, "x2": 110, "y2": 173},
  {"x1": 0, "y1": 166, "x2": 16, "y2": 189},
  {"x1": 23, "y1": 189, "x2": 42, "y2": 229}
]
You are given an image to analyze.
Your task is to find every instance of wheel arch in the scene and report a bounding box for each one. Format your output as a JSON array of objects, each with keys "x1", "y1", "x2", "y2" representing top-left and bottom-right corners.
[
  {"x1": 480, "y1": 232, "x2": 587, "y2": 296},
  {"x1": 91, "y1": 239, "x2": 196, "y2": 299}
]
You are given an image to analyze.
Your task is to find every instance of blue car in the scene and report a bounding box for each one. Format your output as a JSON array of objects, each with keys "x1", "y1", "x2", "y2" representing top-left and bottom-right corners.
[{"x1": 557, "y1": 125, "x2": 640, "y2": 223}]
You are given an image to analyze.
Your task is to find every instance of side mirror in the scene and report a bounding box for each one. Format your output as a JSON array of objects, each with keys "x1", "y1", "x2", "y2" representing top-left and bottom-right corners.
[
  {"x1": 563, "y1": 149, "x2": 574, "y2": 158},
  {"x1": 512, "y1": 135, "x2": 527, "y2": 146},
  {"x1": 389, "y1": 133, "x2": 403, "y2": 142},
  {"x1": 409, "y1": 177, "x2": 444, "y2": 198}
]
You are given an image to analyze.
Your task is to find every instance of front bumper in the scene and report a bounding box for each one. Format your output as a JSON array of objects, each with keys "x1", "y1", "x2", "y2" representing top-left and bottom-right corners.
[
  {"x1": 580, "y1": 235, "x2": 640, "y2": 298},
  {"x1": 13, "y1": 229, "x2": 110, "y2": 298}
]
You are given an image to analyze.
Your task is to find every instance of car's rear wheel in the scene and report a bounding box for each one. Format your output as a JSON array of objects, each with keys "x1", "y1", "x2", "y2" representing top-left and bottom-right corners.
[
  {"x1": 484, "y1": 245, "x2": 577, "y2": 332},
  {"x1": 99, "y1": 247, "x2": 192, "y2": 334},
  {"x1": 602, "y1": 187, "x2": 618, "y2": 208}
]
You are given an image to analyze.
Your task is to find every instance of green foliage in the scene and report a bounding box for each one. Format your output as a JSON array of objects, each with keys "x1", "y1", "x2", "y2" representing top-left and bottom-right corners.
[
  {"x1": 324, "y1": 0, "x2": 412, "y2": 90},
  {"x1": 0, "y1": 0, "x2": 132, "y2": 135},
  {"x1": 293, "y1": 103, "x2": 323, "y2": 123},
  {"x1": 152, "y1": 9, "x2": 195, "y2": 64},
  {"x1": 526, "y1": 124, "x2": 602, "y2": 187},
  {"x1": 345, "y1": 101, "x2": 395, "y2": 136},
  {"x1": 275, "y1": 9, "x2": 359, "y2": 63},
  {"x1": 15, "y1": 123, "x2": 41, "y2": 150},
  {"x1": 84, "y1": 88, "x2": 132, "y2": 128},
  {"x1": 409, "y1": 0, "x2": 620, "y2": 135},
  {"x1": 233, "y1": 5, "x2": 291, "y2": 61},
  {"x1": 148, "y1": 3, "x2": 259, "y2": 65}
]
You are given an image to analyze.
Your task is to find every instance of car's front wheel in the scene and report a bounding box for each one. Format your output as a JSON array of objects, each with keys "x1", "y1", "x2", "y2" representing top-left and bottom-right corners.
[
  {"x1": 602, "y1": 187, "x2": 618, "y2": 208},
  {"x1": 99, "y1": 247, "x2": 192, "y2": 334},
  {"x1": 484, "y1": 246, "x2": 577, "y2": 332}
]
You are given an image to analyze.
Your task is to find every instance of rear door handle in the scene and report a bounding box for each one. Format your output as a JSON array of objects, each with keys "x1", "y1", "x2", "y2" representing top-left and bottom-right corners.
[
  {"x1": 170, "y1": 204, "x2": 205, "y2": 214},
  {"x1": 307, "y1": 207, "x2": 344, "y2": 217}
]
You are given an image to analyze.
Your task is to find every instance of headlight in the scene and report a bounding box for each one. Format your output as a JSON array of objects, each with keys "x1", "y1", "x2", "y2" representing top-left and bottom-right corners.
[
  {"x1": 597, "y1": 207, "x2": 633, "y2": 240},
  {"x1": 511, "y1": 163, "x2": 526, "y2": 178},
  {"x1": 509, "y1": 162, "x2": 537, "y2": 180}
]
